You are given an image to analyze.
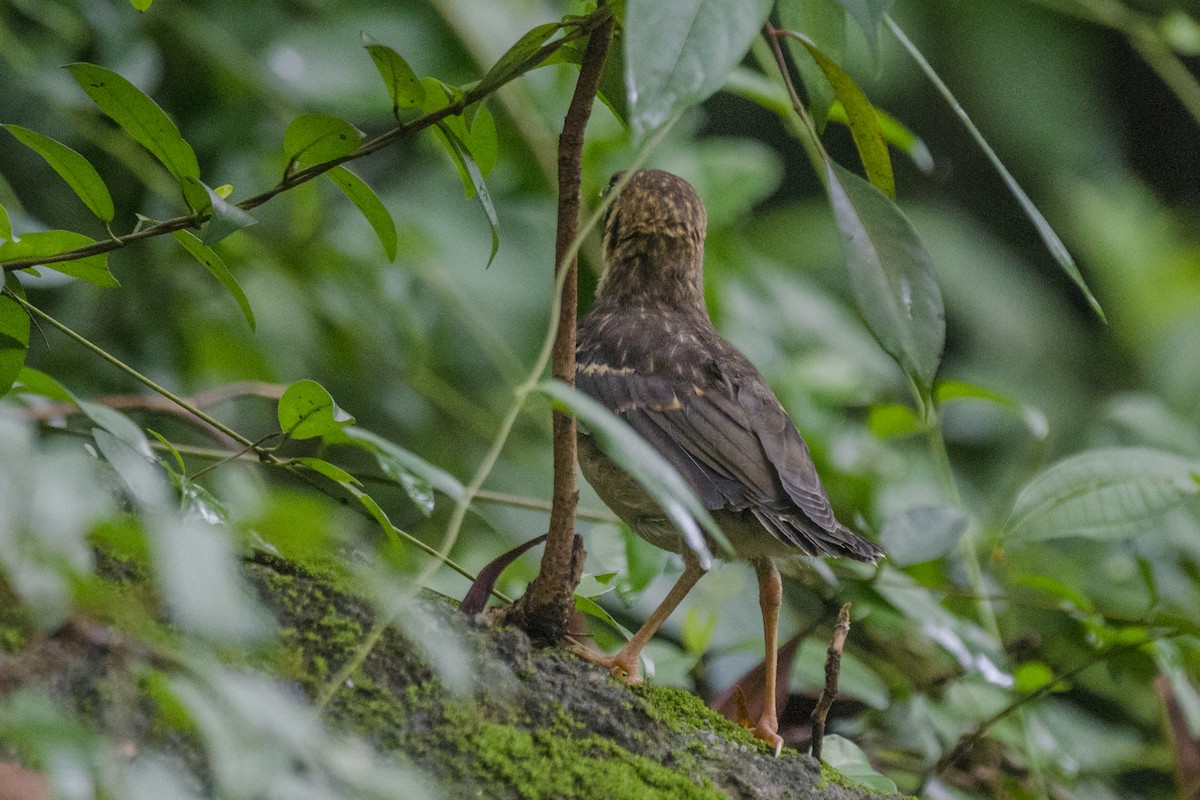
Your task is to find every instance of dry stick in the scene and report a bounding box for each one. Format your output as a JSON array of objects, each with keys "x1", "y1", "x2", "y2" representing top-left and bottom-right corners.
[
  {"x1": 810, "y1": 602, "x2": 852, "y2": 762},
  {"x1": 503, "y1": 11, "x2": 614, "y2": 642}
]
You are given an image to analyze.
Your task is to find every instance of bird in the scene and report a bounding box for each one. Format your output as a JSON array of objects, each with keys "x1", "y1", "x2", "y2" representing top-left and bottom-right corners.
[{"x1": 573, "y1": 168, "x2": 884, "y2": 755}]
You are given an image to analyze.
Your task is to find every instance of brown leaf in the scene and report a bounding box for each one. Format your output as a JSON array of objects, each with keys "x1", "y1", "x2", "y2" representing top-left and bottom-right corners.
[{"x1": 459, "y1": 533, "x2": 548, "y2": 615}]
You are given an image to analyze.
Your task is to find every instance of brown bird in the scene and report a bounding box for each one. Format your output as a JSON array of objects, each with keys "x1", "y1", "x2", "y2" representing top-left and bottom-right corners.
[{"x1": 574, "y1": 169, "x2": 884, "y2": 754}]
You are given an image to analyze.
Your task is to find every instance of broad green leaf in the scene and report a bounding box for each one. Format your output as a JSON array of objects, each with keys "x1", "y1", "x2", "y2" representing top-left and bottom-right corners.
[
  {"x1": 66, "y1": 62, "x2": 200, "y2": 182},
  {"x1": 0, "y1": 230, "x2": 118, "y2": 287},
  {"x1": 624, "y1": 0, "x2": 774, "y2": 137},
  {"x1": 885, "y1": 15, "x2": 1106, "y2": 321},
  {"x1": 477, "y1": 22, "x2": 562, "y2": 96},
  {"x1": 282, "y1": 113, "x2": 364, "y2": 168},
  {"x1": 277, "y1": 379, "x2": 355, "y2": 440},
  {"x1": 880, "y1": 505, "x2": 968, "y2": 566},
  {"x1": 778, "y1": 0, "x2": 846, "y2": 129},
  {"x1": 936, "y1": 379, "x2": 1047, "y2": 439},
  {"x1": 170, "y1": 230, "x2": 256, "y2": 331},
  {"x1": 13, "y1": 366, "x2": 73, "y2": 402},
  {"x1": 362, "y1": 36, "x2": 425, "y2": 115},
  {"x1": 836, "y1": 0, "x2": 895, "y2": 59},
  {"x1": 0, "y1": 273, "x2": 31, "y2": 397},
  {"x1": 796, "y1": 35, "x2": 894, "y2": 198},
  {"x1": 326, "y1": 166, "x2": 397, "y2": 261},
  {"x1": 438, "y1": 122, "x2": 500, "y2": 268},
  {"x1": 828, "y1": 101, "x2": 933, "y2": 173},
  {"x1": 866, "y1": 403, "x2": 922, "y2": 438},
  {"x1": 820, "y1": 734, "x2": 897, "y2": 791},
  {"x1": 825, "y1": 162, "x2": 944, "y2": 394},
  {"x1": 329, "y1": 426, "x2": 459, "y2": 512},
  {"x1": 180, "y1": 178, "x2": 258, "y2": 243},
  {"x1": 3, "y1": 125, "x2": 115, "y2": 221},
  {"x1": 574, "y1": 594, "x2": 633, "y2": 640},
  {"x1": 539, "y1": 379, "x2": 730, "y2": 567},
  {"x1": 1006, "y1": 447, "x2": 1200, "y2": 542},
  {"x1": 0, "y1": 202, "x2": 10, "y2": 241}
]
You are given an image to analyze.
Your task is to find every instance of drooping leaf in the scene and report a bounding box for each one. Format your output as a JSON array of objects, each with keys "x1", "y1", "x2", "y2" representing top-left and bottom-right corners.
[
  {"x1": 835, "y1": 0, "x2": 896, "y2": 59},
  {"x1": 880, "y1": 505, "x2": 968, "y2": 566},
  {"x1": 438, "y1": 122, "x2": 500, "y2": 268},
  {"x1": 885, "y1": 15, "x2": 1106, "y2": 321},
  {"x1": 328, "y1": 426, "x2": 461, "y2": 511},
  {"x1": 0, "y1": 274, "x2": 31, "y2": 398},
  {"x1": 778, "y1": 0, "x2": 846, "y2": 129},
  {"x1": 460, "y1": 533, "x2": 549, "y2": 615},
  {"x1": 795, "y1": 35, "x2": 894, "y2": 197},
  {"x1": 1006, "y1": 447, "x2": 1200, "y2": 542},
  {"x1": 624, "y1": 0, "x2": 774, "y2": 137},
  {"x1": 828, "y1": 102, "x2": 933, "y2": 173},
  {"x1": 276, "y1": 379, "x2": 355, "y2": 440},
  {"x1": 476, "y1": 22, "x2": 562, "y2": 96},
  {"x1": 0, "y1": 202, "x2": 10, "y2": 242},
  {"x1": 824, "y1": 161, "x2": 944, "y2": 395},
  {"x1": 423, "y1": 78, "x2": 499, "y2": 190},
  {"x1": 3, "y1": 125, "x2": 115, "y2": 221},
  {"x1": 326, "y1": 166, "x2": 397, "y2": 261},
  {"x1": 362, "y1": 36, "x2": 425, "y2": 116},
  {"x1": 294, "y1": 456, "x2": 359, "y2": 485},
  {"x1": 0, "y1": 230, "x2": 118, "y2": 287},
  {"x1": 538, "y1": 379, "x2": 730, "y2": 567},
  {"x1": 66, "y1": 62, "x2": 200, "y2": 182},
  {"x1": 282, "y1": 113, "x2": 364, "y2": 168},
  {"x1": 170, "y1": 230, "x2": 256, "y2": 331}
]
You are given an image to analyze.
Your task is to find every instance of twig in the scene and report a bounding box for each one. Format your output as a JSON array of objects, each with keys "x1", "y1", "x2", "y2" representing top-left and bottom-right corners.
[
  {"x1": 810, "y1": 602, "x2": 851, "y2": 762},
  {"x1": 500, "y1": 9, "x2": 614, "y2": 644}
]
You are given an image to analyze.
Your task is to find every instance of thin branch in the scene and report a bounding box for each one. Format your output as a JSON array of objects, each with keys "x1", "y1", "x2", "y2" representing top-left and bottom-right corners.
[{"x1": 810, "y1": 602, "x2": 851, "y2": 762}]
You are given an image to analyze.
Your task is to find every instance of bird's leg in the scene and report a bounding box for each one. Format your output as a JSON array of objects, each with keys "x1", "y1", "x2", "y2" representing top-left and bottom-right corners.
[
  {"x1": 752, "y1": 558, "x2": 785, "y2": 756},
  {"x1": 572, "y1": 553, "x2": 706, "y2": 684}
]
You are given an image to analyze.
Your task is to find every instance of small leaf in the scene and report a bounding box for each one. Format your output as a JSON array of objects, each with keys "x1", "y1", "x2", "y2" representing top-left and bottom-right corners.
[
  {"x1": 795, "y1": 35, "x2": 894, "y2": 197},
  {"x1": 282, "y1": 113, "x2": 364, "y2": 167},
  {"x1": 885, "y1": 15, "x2": 1105, "y2": 321},
  {"x1": 820, "y1": 734, "x2": 897, "y2": 792},
  {"x1": 170, "y1": 230, "x2": 256, "y2": 331},
  {"x1": 880, "y1": 505, "x2": 968, "y2": 566},
  {"x1": 66, "y1": 62, "x2": 200, "y2": 182},
  {"x1": 1006, "y1": 447, "x2": 1200, "y2": 542},
  {"x1": 13, "y1": 366, "x2": 74, "y2": 402},
  {"x1": 866, "y1": 402, "x2": 922, "y2": 438},
  {"x1": 438, "y1": 123, "x2": 500, "y2": 268},
  {"x1": 574, "y1": 594, "x2": 633, "y2": 639},
  {"x1": 180, "y1": 178, "x2": 258, "y2": 243},
  {"x1": 539, "y1": 379, "x2": 730, "y2": 567},
  {"x1": 459, "y1": 532, "x2": 548, "y2": 615},
  {"x1": 825, "y1": 162, "x2": 944, "y2": 394},
  {"x1": 625, "y1": 0, "x2": 774, "y2": 138},
  {"x1": 681, "y1": 607, "x2": 717, "y2": 655},
  {"x1": 778, "y1": 0, "x2": 846, "y2": 129},
  {"x1": 0, "y1": 274, "x2": 31, "y2": 397},
  {"x1": 326, "y1": 166, "x2": 397, "y2": 261},
  {"x1": 836, "y1": 0, "x2": 896, "y2": 60},
  {"x1": 1013, "y1": 661, "x2": 1057, "y2": 694},
  {"x1": 0, "y1": 230, "x2": 118, "y2": 287},
  {"x1": 277, "y1": 379, "x2": 355, "y2": 440},
  {"x1": 3, "y1": 125, "x2": 115, "y2": 221},
  {"x1": 936, "y1": 379, "x2": 1047, "y2": 439},
  {"x1": 130, "y1": 0, "x2": 152, "y2": 9},
  {"x1": 295, "y1": 456, "x2": 359, "y2": 485},
  {"x1": 828, "y1": 102, "x2": 933, "y2": 173},
  {"x1": 0, "y1": 203, "x2": 11, "y2": 241},
  {"x1": 362, "y1": 36, "x2": 425, "y2": 115},
  {"x1": 476, "y1": 22, "x2": 562, "y2": 96}
]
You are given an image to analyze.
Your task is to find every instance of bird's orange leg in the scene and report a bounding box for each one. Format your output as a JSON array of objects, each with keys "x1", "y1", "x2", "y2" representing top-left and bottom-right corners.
[
  {"x1": 753, "y1": 558, "x2": 785, "y2": 756},
  {"x1": 572, "y1": 553, "x2": 706, "y2": 684}
]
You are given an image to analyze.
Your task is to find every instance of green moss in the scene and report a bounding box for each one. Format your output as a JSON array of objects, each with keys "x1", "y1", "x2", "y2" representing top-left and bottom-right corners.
[{"x1": 633, "y1": 684, "x2": 770, "y2": 753}]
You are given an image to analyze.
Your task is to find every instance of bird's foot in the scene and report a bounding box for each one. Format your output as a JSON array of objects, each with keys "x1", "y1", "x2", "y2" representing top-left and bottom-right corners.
[
  {"x1": 752, "y1": 718, "x2": 784, "y2": 758},
  {"x1": 568, "y1": 642, "x2": 644, "y2": 685}
]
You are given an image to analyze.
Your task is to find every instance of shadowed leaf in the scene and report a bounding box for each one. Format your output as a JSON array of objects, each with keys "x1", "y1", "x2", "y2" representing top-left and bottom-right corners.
[{"x1": 460, "y1": 533, "x2": 548, "y2": 615}]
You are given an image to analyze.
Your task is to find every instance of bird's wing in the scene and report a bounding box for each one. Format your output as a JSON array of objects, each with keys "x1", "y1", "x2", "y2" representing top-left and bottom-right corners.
[{"x1": 576, "y1": 363, "x2": 838, "y2": 533}]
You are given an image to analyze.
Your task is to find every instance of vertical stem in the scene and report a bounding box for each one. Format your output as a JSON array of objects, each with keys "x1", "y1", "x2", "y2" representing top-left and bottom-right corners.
[{"x1": 505, "y1": 12, "x2": 614, "y2": 643}]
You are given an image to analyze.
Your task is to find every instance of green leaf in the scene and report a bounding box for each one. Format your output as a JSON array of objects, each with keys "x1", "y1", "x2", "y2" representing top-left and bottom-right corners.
[
  {"x1": 277, "y1": 379, "x2": 355, "y2": 440},
  {"x1": 936, "y1": 379, "x2": 1047, "y2": 439},
  {"x1": 538, "y1": 379, "x2": 730, "y2": 567},
  {"x1": 824, "y1": 162, "x2": 944, "y2": 394},
  {"x1": 0, "y1": 274, "x2": 31, "y2": 398},
  {"x1": 820, "y1": 734, "x2": 897, "y2": 792},
  {"x1": 1013, "y1": 661, "x2": 1057, "y2": 694},
  {"x1": 326, "y1": 166, "x2": 397, "y2": 261},
  {"x1": 836, "y1": 0, "x2": 895, "y2": 59},
  {"x1": 423, "y1": 78, "x2": 499, "y2": 192},
  {"x1": 93, "y1": 428, "x2": 166, "y2": 509},
  {"x1": 329, "y1": 426, "x2": 460, "y2": 512},
  {"x1": 574, "y1": 594, "x2": 633, "y2": 640},
  {"x1": 828, "y1": 101, "x2": 933, "y2": 173},
  {"x1": 778, "y1": 0, "x2": 846, "y2": 129},
  {"x1": 0, "y1": 230, "x2": 118, "y2": 287},
  {"x1": 477, "y1": 22, "x2": 562, "y2": 96},
  {"x1": 66, "y1": 62, "x2": 200, "y2": 182},
  {"x1": 3, "y1": 125, "x2": 115, "y2": 222},
  {"x1": 624, "y1": 0, "x2": 774, "y2": 137},
  {"x1": 295, "y1": 456, "x2": 359, "y2": 485},
  {"x1": 0, "y1": 203, "x2": 10, "y2": 242},
  {"x1": 130, "y1": 0, "x2": 152, "y2": 9},
  {"x1": 795, "y1": 35, "x2": 894, "y2": 198},
  {"x1": 170, "y1": 230, "x2": 256, "y2": 331},
  {"x1": 681, "y1": 606, "x2": 717, "y2": 656},
  {"x1": 362, "y1": 36, "x2": 425, "y2": 116},
  {"x1": 282, "y1": 113, "x2": 364, "y2": 168},
  {"x1": 885, "y1": 15, "x2": 1106, "y2": 322},
  {"x1": 1006, "y1": 447, "x2": 1200, "y2": 542},
  {"x1": 880, "y1": 505, "x2": 968, "y2": 566},
  {"x1": 13, "y1": 366, "x2": 74, "y2": 402},
  {"x1": 866, "y1": 403, "x2": 922, "y2": 438},
  {"x1": 438, "y1": 122, "x2": 500, "y2": 268},
  {"x1": 180, "y1": 178, "x2": 258, "y2": 243}
]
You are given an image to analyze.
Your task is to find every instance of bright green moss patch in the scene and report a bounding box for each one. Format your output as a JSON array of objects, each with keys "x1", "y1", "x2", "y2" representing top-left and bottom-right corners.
[{"x1": 634, "y1": 683, "x2": 769, "y2": 752}]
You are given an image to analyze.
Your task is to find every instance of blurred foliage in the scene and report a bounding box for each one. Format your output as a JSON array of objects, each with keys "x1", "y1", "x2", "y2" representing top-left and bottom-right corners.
[{"x1": 1, "y1": 0, "x2": 1199, "y2": 798}]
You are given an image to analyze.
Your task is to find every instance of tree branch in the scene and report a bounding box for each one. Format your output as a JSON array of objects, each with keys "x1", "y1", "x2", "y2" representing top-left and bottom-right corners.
[{"x1": 810, "y1": 602, "x2": 851, "y2": 762}]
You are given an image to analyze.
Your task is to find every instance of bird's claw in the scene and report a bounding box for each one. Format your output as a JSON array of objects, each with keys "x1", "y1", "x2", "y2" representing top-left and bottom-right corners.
[
  {"x1": 753, "y1": 722, "x2": 784, "y2": 758},
  {"x1": 569, "y1": 642, "x2": 643, "y2": 685}
]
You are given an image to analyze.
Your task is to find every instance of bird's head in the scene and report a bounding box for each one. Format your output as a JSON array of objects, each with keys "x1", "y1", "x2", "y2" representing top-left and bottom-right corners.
[{"x1": 597, "y1": 169, "x2": 708, "y2": 311}]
